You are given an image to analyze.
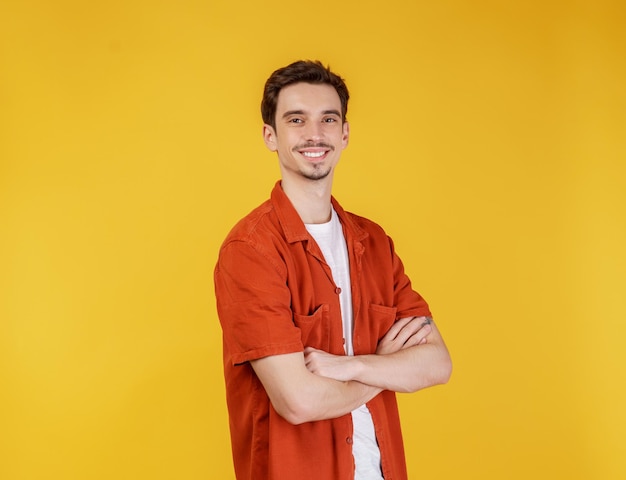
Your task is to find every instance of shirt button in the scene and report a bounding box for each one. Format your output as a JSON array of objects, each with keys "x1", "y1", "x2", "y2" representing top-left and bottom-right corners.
[
  {"x1": 335, "y1": 287, "x2": 342, "y2": 294},
  {"x1": 346, "y1": 437, "x2": 353, "y2": 445}
]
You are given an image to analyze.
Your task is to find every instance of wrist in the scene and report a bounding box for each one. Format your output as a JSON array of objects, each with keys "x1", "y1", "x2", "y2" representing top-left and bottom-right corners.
[{"x1": 349, "y1": 354, "x2": 369, "y2": 383}]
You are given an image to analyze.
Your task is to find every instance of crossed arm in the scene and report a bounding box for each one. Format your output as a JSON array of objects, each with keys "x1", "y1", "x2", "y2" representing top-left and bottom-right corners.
[{"x1": 250, "y1": 316, "x2": 452, "y2": 425}]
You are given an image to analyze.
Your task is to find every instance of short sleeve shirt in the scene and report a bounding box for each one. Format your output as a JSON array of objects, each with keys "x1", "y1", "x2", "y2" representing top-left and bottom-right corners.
[{"x1": 214, "y1": 182, "x2": 431, "y2": 480}]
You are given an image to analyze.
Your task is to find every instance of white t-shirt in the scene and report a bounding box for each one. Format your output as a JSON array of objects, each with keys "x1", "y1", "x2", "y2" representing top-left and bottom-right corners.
[{"x1": 306, "y1": 209, "x2": 384, "y2": 480}]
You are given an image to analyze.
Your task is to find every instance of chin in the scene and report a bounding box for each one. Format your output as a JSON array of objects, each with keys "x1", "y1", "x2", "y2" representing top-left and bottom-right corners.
[{"x1": 302, "y1": 168, "x2": 331, "y2": 181}]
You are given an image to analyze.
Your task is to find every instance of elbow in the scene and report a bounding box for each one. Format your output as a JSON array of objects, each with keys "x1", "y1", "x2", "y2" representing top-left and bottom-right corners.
[
  {"x1": 276, "y1": 407, "x2": 309, "y2": 426},
  {"x1": 284, "y1": 414, "x2": 311, "y2": 426},
  {"x1": 404, "y1": 353, "x2": 453, "y2": 393},
  {"x1": 438, "y1": 354, "x2": 453, "y2": 385},
  {"x1": 271, "y1": 397, "x2": 318, "y2": 426},
  {"x1": 429, "y1": 350, "x2": 452, "y2": 387},
  {"x1": 427, "y1": 347, "x2": 453, "y2": 388}
]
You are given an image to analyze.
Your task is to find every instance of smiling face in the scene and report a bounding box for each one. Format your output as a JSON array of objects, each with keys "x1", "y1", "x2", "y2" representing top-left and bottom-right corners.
[{"x1": 263, "y1": 82, "x2": 349, "y2": 186}]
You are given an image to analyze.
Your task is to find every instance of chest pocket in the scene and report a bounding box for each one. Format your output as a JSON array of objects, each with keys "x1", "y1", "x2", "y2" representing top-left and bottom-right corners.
[
  {"x1": 293, "y1": 304, "x2": 331, "y2": 352},
  {"x1": 354, "y1": 303, "x2": 397, "y2": 353}
]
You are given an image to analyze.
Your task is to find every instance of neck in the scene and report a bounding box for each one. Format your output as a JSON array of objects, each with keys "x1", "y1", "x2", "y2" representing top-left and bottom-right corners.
[{"x1": 281, "y1": 175, "x2": 333, "y2": 224}]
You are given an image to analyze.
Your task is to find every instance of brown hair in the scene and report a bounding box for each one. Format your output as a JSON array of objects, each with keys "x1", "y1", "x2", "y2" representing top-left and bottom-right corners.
[{"x1": 261, "y1": 60, "x2": 349, "y2": 129}]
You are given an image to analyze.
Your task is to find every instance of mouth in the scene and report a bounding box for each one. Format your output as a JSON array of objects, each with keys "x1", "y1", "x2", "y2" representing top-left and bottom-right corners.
[
  {"x1": 295, "y1": 143, "x2": 334, "y2": 160},
  {"x1": 301, "y1": 150, "x2": 327, "y2": 159}
]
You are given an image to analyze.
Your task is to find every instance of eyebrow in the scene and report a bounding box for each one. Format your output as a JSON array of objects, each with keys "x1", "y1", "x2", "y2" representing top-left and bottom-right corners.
[
  {"x1": 281, "y1": 110, "x2": 304, "y2": 118},
  {"x1": 281, "y1": 109, "x2": 342, "y2": 119}
]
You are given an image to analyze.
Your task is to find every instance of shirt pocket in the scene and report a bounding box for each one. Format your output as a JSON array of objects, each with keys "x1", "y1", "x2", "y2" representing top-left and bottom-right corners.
[
  {"x1": 368, "y1": 303, "x2": 398, "y2": 345},
  {"x1": 293, "y1": 304, "x2": 331, "y2": 351}
]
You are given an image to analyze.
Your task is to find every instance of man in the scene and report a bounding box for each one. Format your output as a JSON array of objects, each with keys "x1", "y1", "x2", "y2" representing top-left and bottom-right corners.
[{"x1": 214, "y1": 60, "x2": 452, "y2": 480}]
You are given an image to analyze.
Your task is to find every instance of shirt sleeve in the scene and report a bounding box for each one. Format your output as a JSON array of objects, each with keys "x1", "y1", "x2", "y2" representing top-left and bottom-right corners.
[
  {"x1": 388, "y1": 236, "x2": 432, "y2": 320},
  {"x1": 214, "y1": 240, "x2": 303, "y2": 365}
]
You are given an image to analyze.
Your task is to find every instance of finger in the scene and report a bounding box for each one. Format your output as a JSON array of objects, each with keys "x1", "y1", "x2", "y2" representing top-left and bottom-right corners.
[
  {"x1": 305, "y1": 355, "x2": 315, "y2": 368},
  {"x1": 402, "y1": 323, "x2": 432, "y2": 348},
  {"x1": 391, "y1": 316, "x2": 430, "y2": 345},
  {"x1": 303, "y1": 347, "x2": 317, "y2": 364},
  {"x1": 381, "y1": 316, "x2": 414, "y2": 342},
  {"x1": 419, "y1": 316, "x2": 432, "y2": 328}
]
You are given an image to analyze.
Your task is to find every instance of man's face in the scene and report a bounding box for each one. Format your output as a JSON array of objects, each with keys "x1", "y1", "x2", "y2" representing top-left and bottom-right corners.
[{"x1": 263, "y1": 82, "x2": 349, "y2": 184}]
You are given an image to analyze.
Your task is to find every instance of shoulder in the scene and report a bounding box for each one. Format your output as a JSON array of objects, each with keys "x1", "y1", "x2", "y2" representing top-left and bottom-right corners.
[
  {"x1": 217, "y1": 199, "x2": 291, "y2": 273},
  {"x1": 222, "y1": 199, "x2": 276, "y2": 245}
]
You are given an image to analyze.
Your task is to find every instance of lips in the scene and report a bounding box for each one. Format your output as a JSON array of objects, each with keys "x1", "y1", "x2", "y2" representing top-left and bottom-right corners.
[
  {"x1": 295, "y1": 143, "x2": 334, "y2": 160},
  {"x1": 301, "y1": 150, "x2": 326, "y2": 158}
]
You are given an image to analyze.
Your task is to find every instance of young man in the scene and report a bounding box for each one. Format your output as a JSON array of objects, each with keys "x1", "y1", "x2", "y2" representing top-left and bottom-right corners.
[{"x1": 214, "y1": 60, "x2": 452, "y2": 480}]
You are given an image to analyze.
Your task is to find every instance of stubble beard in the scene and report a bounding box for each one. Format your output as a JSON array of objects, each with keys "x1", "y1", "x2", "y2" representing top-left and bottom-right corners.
[{"x1": 301, "y1": 164, "x2": 332, "y2": 181}]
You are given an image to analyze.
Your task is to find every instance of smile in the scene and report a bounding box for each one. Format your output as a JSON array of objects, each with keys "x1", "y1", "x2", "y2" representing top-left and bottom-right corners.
[{"x1": 301, "y1": 151, "x2": 326, "y2": 158}]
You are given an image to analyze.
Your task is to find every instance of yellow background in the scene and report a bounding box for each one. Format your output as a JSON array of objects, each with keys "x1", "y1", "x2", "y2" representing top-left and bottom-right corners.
[{"x1": 1, "y1": 1, "x2": 625, "y2": 478}]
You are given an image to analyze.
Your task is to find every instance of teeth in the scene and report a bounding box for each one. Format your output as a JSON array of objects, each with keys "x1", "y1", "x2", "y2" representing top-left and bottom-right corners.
[{"x1": 302, "y1": 151, "x2": 325, "y2": 158}]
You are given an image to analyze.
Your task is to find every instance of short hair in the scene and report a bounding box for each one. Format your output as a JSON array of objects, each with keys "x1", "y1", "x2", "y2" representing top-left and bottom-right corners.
[{"x1": 261, "y1": 60, "x2": 350, "y2": 129}]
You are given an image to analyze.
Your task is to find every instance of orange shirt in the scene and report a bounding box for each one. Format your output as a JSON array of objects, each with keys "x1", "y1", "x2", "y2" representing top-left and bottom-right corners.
[{"x1": 214, "y1": 182, "x2": 431, "y2": 480}]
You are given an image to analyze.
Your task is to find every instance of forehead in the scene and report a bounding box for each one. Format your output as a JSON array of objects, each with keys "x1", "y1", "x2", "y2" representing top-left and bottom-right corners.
[{"x1": 276, "y1": 82, "x2": 342, "y2": 114}]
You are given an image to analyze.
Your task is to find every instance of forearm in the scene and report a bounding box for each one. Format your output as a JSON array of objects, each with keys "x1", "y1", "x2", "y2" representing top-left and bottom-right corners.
[
  {"x1": 305, "y1": 319, "x2": 452, "y2": 393},
  {"x1": 251, "y1": 352, "x2": 381, "y2": 425},
  {"x1": 297, "y1": 374, "x2": 382, "y2": 422},
  {"x1": 349, "y1": 343, "x2": 452, "y2": 393}
]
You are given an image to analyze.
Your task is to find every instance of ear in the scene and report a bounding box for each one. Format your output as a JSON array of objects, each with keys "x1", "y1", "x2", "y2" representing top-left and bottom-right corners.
[
  {"x1": 341, "y1": 121, "x2": 350, "y2": 149},
  {"x1": 263, "y1": 124, "x2": 277, "y2": 152}
]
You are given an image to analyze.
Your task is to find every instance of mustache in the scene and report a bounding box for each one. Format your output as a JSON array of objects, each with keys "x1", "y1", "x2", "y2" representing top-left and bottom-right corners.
[{"x1": 293, "y1": 142, "x2": 335, "y2": 151}]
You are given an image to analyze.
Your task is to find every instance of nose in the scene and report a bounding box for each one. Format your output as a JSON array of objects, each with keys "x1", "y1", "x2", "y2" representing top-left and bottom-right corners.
[{"x1": 304, "y1": 122, "x2": 323, "y2": 142}]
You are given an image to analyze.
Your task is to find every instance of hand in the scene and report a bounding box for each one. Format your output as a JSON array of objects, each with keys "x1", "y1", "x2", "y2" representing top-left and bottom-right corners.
[
  {"x1": 304, "y1": 347, "x2": 354, "y2": 382},
  {"x1": 376, "y1": 316, "x2": 432, "y2": 355}
]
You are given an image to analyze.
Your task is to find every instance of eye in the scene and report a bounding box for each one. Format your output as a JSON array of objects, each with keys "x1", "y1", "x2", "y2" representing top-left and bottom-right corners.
[
  {"x1": 323, "y1": 117, "x2": 338, "y2": 123},
  {"x1": 289, "y1": 118, "x2": 303, "y2": 124}
]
